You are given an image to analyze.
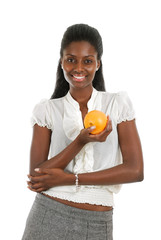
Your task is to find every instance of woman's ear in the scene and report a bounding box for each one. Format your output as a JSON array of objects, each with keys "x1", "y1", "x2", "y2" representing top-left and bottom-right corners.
[
  {"x1": 60, "y1": 59, "x2": 63, "y2": 69},
  {"x1": 96, "y1": 60, "x2": 101, "y2": 71}
]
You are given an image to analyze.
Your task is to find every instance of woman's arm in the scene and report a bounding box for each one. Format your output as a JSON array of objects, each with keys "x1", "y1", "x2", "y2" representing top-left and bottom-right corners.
[
  {"x1": 29, "y1": 125, "x2": 51, "y2": 176},
  {"x1": 76, "y1": 120, "x2": 144, "y2": 185},
  {"x1": 29, "y1": 124, "x2": 86, "y2": 176},
  {"x1": 28, "y1": 120, "x2": 143, "y2": 192},
  {"x1": 28, "y1": 120, "x2": 113, "y2": 191},
  {"x1": 29, "y1": 121, "x2": 112, "y2": 176}
]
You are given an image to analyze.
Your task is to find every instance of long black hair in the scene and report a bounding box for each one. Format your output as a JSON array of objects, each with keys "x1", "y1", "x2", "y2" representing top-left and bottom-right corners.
[{"x1": 51, "y1": 24, "x2": 106, "y2": 99}]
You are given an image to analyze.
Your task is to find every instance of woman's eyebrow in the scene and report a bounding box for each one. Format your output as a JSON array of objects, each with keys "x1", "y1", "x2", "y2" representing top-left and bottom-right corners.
[
  {"x1": 65, "y1": 54, "x2": 95, "y2": 57},
  {"x1": 65, "y1": 54, "x2": 75, "y2": 56},
  {"x1": 85, "y1": 55, "x2": 95, "y2": 58}
]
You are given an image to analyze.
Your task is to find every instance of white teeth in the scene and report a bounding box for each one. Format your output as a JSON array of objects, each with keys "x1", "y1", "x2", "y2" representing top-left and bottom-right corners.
[{"x1": 73, "y1": 76, "x2": 85, "y2": 79}]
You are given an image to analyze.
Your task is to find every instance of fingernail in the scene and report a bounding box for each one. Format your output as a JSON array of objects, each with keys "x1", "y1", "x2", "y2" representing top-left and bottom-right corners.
[
  {"x1": 90, "y1": 126, "x2": 96, "y2": 130},
  {"x1": 34, "y1": 168, "x2": 39, "y2": 172}
]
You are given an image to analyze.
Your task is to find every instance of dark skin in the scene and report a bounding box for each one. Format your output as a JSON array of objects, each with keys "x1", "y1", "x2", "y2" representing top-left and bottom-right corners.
[{"x1": 27, "y1": 41, "x2": 144, "y2": 211}]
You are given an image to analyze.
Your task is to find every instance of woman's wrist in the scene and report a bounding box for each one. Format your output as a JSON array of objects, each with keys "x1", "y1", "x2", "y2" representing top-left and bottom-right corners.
[
  {"x1": 64, "y1": 172, "x2": 76, "y2": 185},
  {"x1": 65, "y1": 173, "x2": 80, "y2": 191},
  {"x1": 76, "y1": 133, "x2": 87, "y2": 146}
]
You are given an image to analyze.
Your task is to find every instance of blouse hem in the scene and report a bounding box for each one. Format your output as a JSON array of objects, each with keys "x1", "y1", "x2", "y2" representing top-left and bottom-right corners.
[{"x1": 42, "y1": 188, "x2": 114, "y2": 207}]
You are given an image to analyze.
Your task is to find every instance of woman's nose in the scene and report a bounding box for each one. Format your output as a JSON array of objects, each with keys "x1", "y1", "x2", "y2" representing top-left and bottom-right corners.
[{"x1": 74, "y1": 61, "x2": 84, "y2": 72}]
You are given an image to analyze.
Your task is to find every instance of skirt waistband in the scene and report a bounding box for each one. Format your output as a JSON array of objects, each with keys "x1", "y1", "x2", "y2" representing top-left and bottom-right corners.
[{"x1": 36, "y1": 193, "x2": 113, "y2": 222}]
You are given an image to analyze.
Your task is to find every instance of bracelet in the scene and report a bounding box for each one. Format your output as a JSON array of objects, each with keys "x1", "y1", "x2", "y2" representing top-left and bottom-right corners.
[{"x1": 75, "y1": 174, "x2": 79, "y2": 192}]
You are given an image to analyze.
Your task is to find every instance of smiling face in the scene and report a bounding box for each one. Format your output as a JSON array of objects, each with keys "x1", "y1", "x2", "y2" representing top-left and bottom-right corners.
[{"x1": 61, "y1": 41, "x2": 100, "y2": 90}]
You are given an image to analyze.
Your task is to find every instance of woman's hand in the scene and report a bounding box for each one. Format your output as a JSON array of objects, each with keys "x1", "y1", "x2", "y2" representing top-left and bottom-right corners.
[
  {"x1": 78, "y1": 119, "x2": 112, "y2": 145},
  {"x1": 27, "y1": 168, "x2": 71, "y2": 193}
]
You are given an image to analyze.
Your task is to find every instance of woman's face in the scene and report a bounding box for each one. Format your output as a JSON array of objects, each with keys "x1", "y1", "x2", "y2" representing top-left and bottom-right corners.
[{"x1": 61, "y1": 41, "x2": 100, "y2": 90}]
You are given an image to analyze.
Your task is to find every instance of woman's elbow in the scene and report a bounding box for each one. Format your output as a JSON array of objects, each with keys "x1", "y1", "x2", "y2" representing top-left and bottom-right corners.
[
  {"x1": 134, "y1": 166, "x2": 144, "y2": 182},
  {"x1": 137, "y1": 171, "x2": 144, "y2": 182},
  {"x1": 126, "y1": 163, "x2": 144, "y2": 183},
  {"x1": 127, "y1": 156, "x2": 144, "y2": 182}
]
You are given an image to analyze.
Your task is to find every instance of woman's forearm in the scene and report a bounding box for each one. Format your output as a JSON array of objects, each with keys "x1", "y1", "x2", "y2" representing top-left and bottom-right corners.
[
  {"x1": 30, "y1": 123, "x2": 111, "y2": 176},
  {"x1": 67, "y1": 162, "x2": 144, "y2": 186},
  {"x1": 28, "y1": 160, "x2": 144, "y2": 193},
  {"x1": 37, "y1": 135, "x2": 85, "y2": 170},
  {"x1": 32, "y1": 125, "x2": 107, "y2": 173}
]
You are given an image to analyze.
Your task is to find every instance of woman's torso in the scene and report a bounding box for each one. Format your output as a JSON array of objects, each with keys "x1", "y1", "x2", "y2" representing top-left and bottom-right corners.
[
  {"x1": 31, "y1": 89, "x2": 134, "y2": 208},
  {"x1": 43, "y1": 99, "x2": 113, "y2": 211}
]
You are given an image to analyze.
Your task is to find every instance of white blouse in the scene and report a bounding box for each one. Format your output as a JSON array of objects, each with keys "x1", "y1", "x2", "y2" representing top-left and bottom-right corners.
[{"x1": 31, "y1": 88, "x2": 135, "y2": 206}]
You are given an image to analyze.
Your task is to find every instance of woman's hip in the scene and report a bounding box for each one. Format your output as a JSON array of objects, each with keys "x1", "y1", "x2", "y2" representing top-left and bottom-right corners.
[{"x1": 22, "y1": 193, "x2": 113, "y2": 240}]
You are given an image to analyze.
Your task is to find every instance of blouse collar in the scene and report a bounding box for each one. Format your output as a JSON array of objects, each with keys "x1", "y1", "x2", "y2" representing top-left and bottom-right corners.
[{"x1": 65, "y1": 87, "x2": 98, "y2": 111}]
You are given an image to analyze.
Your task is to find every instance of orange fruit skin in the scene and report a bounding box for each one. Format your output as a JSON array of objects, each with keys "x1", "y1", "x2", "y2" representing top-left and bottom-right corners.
[{"x1": 84, "y1": 110, "x2": 109, "y2": 134}]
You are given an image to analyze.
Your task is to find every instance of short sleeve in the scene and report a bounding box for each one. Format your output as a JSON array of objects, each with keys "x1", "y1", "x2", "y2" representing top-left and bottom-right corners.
[
  {"x1": 115, "y1": 92, "x2": 135, "y2": 124},
  {"x1": 31, "y1": 99, "x2": 53, "y2": 129}
]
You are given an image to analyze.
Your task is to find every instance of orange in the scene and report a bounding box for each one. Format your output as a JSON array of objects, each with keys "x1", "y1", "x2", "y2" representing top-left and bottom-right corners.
[{"x1": 84, "y1": 110, "x2": 109, "y2": 134}]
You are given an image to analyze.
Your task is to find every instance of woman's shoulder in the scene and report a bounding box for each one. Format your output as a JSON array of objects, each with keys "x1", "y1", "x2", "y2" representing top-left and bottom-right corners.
[
  {"x1": 99, "y1": 90, "x2": 129, "y2": 103},
  {"x1": 33, "y1": 96, "x2": 66, "y2": 109},
  {"x1": 50, "y1": 95, "x2": 66, "y2": 104},
  {"x1": 31, "y1": 96, "x2": 66, "y2": 129},
  {"x1": 99, "y1": 90, "x2": 135, "y2": 123},
  {"x1": 100, "y1": 90, "x2": 128, "y2": 97}
]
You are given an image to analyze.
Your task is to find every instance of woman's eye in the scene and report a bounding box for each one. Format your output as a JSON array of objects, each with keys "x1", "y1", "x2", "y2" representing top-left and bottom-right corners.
[
  {"x1": 84, "y1": 59, "x2": 93, "y2": 64},
  {"x1": 67, "y1": 58, "x2": 75, "y2": 63}
]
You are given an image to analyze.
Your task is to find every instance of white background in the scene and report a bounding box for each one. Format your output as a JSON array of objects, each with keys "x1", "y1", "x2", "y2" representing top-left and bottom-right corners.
[{"x1": 0, "y1": 0, "x2": 161, "y2": 239}]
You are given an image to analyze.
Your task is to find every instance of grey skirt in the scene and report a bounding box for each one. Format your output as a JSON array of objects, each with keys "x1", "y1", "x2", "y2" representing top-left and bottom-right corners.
[{"x1": 22, "y1": 193, "x2": 113, "y2": 240}]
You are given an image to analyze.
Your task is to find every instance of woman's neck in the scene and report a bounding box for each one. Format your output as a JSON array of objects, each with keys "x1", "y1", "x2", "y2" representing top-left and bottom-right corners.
[{"x1": 69, "y1": 86, "x2": 93, "y2": 106}]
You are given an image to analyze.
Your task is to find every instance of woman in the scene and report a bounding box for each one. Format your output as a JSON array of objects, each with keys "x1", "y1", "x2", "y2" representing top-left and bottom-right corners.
[{"x1": 22, "y1": 24, "x2": 144, "y2": 240}]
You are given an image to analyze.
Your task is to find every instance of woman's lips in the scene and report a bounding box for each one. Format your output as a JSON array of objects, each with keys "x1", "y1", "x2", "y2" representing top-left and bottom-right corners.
[{"x1": 72, "y1": 75, "x2": 86, "y2": 82}]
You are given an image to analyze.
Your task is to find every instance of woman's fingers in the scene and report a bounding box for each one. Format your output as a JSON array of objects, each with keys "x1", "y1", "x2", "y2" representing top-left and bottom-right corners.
[
  {"x1": 107, "y1": 120, "x2": 112, "y2": 131},
  {"x1": 27, "y1": 185, "x2": 45, "y2": 193},
  {"x1": 27, "y1": 180, "x2": 47, "y2": 192},
  {"x1": 27, "y1": 181, "x2": 42, "y2": 189},
  {"x1": 87, "y1": 126, "x2": 96, "y2": 133},
  {"x1": 34, "y1": 168, "x2": 54, "y2": 174},
  {"x1": 27, "y1": 174, "x2": 45, "y2": 183}
]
